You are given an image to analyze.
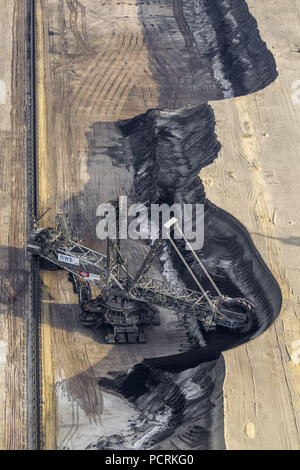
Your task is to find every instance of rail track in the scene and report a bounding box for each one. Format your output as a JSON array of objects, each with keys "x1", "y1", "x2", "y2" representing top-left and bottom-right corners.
[{"x1": 26, "y1": 0, "x2": 42, "y2": 450}]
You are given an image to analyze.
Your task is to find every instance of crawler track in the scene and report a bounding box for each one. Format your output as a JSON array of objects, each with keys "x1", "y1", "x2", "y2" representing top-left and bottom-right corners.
[{"x1": 26, "y1": 0, "x2": 42, "y2": 450}]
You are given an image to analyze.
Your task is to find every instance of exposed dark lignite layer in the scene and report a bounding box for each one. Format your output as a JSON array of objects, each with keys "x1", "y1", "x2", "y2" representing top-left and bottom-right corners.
[
  {"x1": 138, "y1": 0, "x2": 277, "y2": 107},
  {"x1": 118, "y1": 105, "x2": 282, "y2": 370},
  {"x1": 119, "y1": 105, "x2": 220, "y2": 205},
  {"x1": 97, "y1": 358, "x2": 226, "y2": 450}
]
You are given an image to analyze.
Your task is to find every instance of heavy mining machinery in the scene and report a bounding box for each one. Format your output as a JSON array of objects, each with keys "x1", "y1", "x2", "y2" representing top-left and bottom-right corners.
[{"x1": 27, "y1": 202, "x2": 253, "y2": 344}]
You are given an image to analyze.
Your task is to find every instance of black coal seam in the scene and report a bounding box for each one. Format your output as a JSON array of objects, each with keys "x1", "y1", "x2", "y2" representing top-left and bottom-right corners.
[
  {"x1": 216, "y1": 0, "x2": 278, "y2": 95},
  {"x1": 172, "y1": 0, "x2": 204, "y2": 76},
  {"x1": 88, "y1": 1, "x2": 279, "y2": 448},
  {"x1": 118, "y1": 104, "x2": 220, "y2": 206},
  {"x1": 188, "y1": 0, "x2": 278, "y2": 95},
  {"x1": 117, "y1": 104, "x2": 282, "y2": 370},
  {"x1": 183, "y1": 0, "x2": 235, "y2": 96},
  {"x1": 137, "y1": 0, "x2": 277, "y2": 106}
]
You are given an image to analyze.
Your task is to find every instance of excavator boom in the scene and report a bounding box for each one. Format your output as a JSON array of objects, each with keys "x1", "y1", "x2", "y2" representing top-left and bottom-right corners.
[{"x1": 27, "y1": 211, "x2": 253, "y2": 343}]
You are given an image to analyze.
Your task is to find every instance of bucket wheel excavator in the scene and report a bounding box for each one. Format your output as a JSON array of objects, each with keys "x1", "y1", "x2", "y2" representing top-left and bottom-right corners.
[{"x1": 27, "y1": 194, "x2": 253, "y2": 344}]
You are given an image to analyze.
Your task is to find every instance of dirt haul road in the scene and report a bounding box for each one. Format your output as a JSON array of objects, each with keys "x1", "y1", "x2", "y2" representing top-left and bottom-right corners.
[{"x1": 0, "y1": 0, "x2": 28, "y2": 450}]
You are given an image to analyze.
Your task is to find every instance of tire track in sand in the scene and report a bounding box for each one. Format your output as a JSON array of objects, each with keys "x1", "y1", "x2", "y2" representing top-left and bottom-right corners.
[
  {"x1": 69, "y1": 6, "x2": 158, "y2": 126},
  {"x1": 38, "y1": 0, "x2": 159, "y2": 449}
]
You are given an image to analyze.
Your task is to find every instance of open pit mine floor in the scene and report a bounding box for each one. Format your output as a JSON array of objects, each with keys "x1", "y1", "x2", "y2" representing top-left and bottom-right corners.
[{"x1": 0, "y1": 0, "x2": 299, "y2": 450}]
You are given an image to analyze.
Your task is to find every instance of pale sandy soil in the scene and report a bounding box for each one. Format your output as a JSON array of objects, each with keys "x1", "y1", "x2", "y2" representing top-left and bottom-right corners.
[
  {"x1": 35, "y1": 0, "x2": 300, "y2": 449},
  {"x1": 35, "y1": 0, "x2": 185, "y2": 449},
  {"x1": 202, "y1": 1, "x2": 300, "y2": 449}
]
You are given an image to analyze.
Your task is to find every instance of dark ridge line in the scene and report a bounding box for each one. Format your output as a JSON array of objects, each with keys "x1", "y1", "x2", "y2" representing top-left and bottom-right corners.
[
  {"x1": 117, "y1": 104, "x2": 282, "y2": 371},
  {"x1": 137, "y1": 0, "x2": 277, "y2": 107}
]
